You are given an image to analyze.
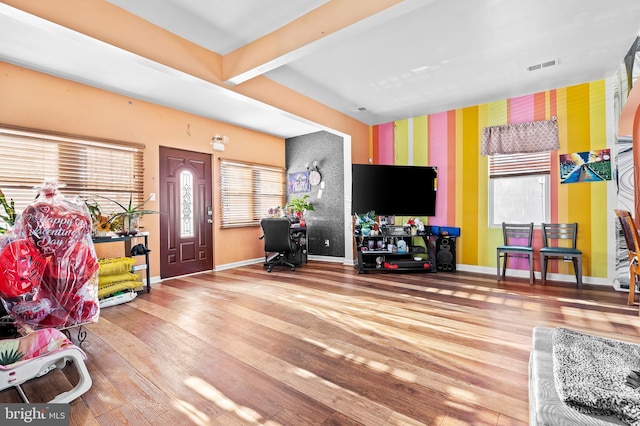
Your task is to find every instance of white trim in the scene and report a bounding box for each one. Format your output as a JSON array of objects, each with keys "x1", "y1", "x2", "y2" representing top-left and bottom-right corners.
[
  {"x1": 342, "y1": 134, "x2": 353, "y2": 262},
  {"x1": 308, "y1": 255, "x2": 348, "y2": 264},
  {"x1": 605, "y1": 76, "x2": 618, "y2": 285}
]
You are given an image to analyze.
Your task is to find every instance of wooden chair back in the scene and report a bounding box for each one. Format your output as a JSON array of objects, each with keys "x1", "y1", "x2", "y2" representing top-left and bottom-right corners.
[
  {"x1": 614, "y1": 209, "x2": 640, "y2": 308},
  {"x1": 615, "y1": 209, "x2": 640, "y2": 258}
]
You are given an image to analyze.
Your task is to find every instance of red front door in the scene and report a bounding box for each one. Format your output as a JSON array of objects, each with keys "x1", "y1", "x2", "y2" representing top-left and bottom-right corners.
[{"x1": 159, "y1": 147, "x2": 213, "y2": 278}]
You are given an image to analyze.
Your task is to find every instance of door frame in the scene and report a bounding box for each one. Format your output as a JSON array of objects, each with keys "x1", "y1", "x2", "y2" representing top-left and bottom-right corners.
[{"x1": 159, "y1": 146, "x2": 214, "y2": 278}]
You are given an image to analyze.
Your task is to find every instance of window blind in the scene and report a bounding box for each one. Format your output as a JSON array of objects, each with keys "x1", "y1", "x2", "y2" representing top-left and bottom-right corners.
[
  {"x1": 220, "y1": 159, "x2": 285, "y2": 228},
  {"x1": 0, "y1": 126, "x2": 145, "y2": 219},
  {"x1": 489, "y1": 151, "x2": 551, "y2": 178}
]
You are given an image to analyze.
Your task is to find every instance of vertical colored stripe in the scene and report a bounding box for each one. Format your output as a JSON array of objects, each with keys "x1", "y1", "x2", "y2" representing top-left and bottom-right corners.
[
  {"x1": 369, "y1": 126, "x2": 374, "y2": 163},
  {"x1": 371, "y1": 125, "x2": 378, "y2": 163},
  {"x1": 534, "y1": 92, "x2": 546, "y2": 121},
  {"x1": 589, "y1": 80, "x2": 607, "y2": 278},
  {"x1": 484, "y1": 100, "x2": 507, "y2": 269},
  {"x1": 429, "y1": 112, "x2": 449, "y2": 224},
  {"x1": 508, "y1": 95, "x2": 534, "y2": 123},
  {"x1": 477, "y1": 105, "x2": 491, "y2": 267},
  {"x1": 413, "y1": 115, "x2": 428, "y2": 166},
  {"x1": 446, "y1": 110, "x2": 457, "y2": 228},
  {"x1": 554, "y1": 88, "x2": 566, "y2": 225},
  {"x1": 376, "y1": 122, "x2": 394, "y2": 165},
  {"x1": 487, "y1": 100, "x2": 508, "y2": 125},
  {"x1": 459, "y1": 106, "x2": 479, "y2": 266},
  {"x1": 507, "y1": 95, "x2": 536, "y2": 271},
  {"x1": 563, "y1": 84, "x2": 591, "y2": 276},
  {"x1": 408, "y1": 118, "x2": 414, "y2": 165},
  {"x1": 394, "y1": 119, "x2": 409, "y2": 165}
]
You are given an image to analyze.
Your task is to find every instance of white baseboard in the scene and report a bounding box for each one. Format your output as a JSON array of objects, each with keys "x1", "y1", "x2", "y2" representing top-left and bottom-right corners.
[
  {"x1": 153, "y1": 259, "x2": 615, "y2": 289},
  {"x1": 456, "y1": 264, "x2": 613, "y2": 286}
]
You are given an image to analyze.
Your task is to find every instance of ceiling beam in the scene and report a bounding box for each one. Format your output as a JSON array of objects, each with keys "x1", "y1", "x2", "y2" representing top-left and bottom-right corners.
[{"x1": 222, "y1": 0, "x2": 406, "y2": 85}]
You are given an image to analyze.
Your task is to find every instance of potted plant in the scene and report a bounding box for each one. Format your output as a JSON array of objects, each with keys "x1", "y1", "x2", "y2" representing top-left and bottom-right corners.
[
  {"x1": 287, "y1": 195, "x2": 314, "y2": 220},
  {"x1": 97, "y1": 194, "x2": 159, "y2": 236}
]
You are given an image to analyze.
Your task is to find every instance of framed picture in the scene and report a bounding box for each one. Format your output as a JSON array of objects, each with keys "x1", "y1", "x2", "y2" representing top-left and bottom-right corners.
[
  {"x1": 560, "y1": 149, "x2": 612, "y2": 184},
  {"x1": 288, "y1": 171, "x2": 310, "y2": 193}
]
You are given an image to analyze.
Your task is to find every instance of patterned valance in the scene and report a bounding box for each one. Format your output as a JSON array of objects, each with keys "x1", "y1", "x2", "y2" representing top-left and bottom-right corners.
[{"x1": 481, "y1": 118, "x2": 559, "y2": 156}]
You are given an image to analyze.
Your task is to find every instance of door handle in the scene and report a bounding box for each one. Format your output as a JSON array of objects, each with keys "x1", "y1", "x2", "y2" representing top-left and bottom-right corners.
[{"x1": 207, "y1": 206, "x2": 213, "y2": 224}]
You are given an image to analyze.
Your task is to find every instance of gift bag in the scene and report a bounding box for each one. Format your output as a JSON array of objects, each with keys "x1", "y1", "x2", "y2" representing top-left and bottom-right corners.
[{"x1": 0, "y1": 180, "x2": 99, "y2": 330}]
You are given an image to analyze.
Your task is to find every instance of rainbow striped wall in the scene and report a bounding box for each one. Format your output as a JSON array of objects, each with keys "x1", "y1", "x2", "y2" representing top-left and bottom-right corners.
[{"x1": 371, "y1": 81, "x2": 610, "y2": 278}]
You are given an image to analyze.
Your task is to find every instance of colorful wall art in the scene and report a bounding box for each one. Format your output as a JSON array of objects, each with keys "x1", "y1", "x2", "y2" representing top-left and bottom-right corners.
[{"x1": 559, "y1": 149, "x2": 612, "y2": 184}]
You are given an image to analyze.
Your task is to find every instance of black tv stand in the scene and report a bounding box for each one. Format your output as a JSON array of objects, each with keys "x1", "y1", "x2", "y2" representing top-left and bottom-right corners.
[{"x1": 354, "y1": 226, "x2": 437, "y2": 273}]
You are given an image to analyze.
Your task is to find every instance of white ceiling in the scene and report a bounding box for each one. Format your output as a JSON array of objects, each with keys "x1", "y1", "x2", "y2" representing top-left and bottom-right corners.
[{"x1": 2, "y1": 1, "x2": 640, "y2": 138}]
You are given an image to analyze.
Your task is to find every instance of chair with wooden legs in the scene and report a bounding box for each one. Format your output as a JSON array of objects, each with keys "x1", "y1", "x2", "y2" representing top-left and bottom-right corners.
[
  {"x1": 614, "y1": 209, "x2": 640, "y2": 307},
  {"x1": 497, "y1": 222, "x2": 535, "y2": 284},
  {"x1": 540, "y1": 223, "x2": 582, "y2": 289}
]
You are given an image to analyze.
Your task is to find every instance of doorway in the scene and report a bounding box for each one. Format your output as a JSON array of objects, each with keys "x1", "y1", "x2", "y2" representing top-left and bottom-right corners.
[{"x1": 159, "y1": 147, "x2": 213, "y2": 278}]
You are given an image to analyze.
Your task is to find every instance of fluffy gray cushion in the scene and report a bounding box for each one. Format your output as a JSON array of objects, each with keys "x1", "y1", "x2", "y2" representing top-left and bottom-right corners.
[{"x1": 553, "y1": 328, "x2": 640, "y2": 425}]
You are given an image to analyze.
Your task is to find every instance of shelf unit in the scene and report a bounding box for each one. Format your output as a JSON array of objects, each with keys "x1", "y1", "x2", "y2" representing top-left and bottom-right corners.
[
  {"x1": 354, "y1": 228, "x2": 436, "y2": 273},
  {"x1": 92, "y1": 232, "x2": 151, "y2": 293}
]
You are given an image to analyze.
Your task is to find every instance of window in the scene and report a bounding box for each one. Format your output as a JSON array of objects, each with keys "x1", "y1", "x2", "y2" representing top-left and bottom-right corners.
[
  {"x1": 219, "y1": 159, "x2": 285, "y2": 228},
  {"x1": 180, "y1": 170, "x2": 194, "y2": 238},
  {"x1": 489, "y1": 151, "x2": 550, "y2": 226},
  {"x1": 0, "y1": 126, "x2": 144, "y2": 226}
]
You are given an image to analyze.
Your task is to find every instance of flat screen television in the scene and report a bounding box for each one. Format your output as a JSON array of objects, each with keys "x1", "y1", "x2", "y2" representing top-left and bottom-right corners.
[{"x1": 351, "y1": 164, "x2": 437, "y2": 216}]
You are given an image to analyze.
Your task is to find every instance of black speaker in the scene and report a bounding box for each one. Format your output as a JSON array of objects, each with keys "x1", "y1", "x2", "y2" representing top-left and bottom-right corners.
[{"x1": 436, "y1": 237, "x2": 456, "y2": 272}]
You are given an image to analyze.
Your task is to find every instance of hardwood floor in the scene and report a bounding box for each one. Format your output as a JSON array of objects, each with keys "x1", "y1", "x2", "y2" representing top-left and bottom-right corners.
[{"x1": 1, "y1": 261, "x2": 636, "y2": 425}]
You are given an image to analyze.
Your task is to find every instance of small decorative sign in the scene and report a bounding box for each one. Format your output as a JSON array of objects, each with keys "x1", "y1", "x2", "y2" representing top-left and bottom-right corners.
[
  {"x1": 288, "y1": 171, "x2": 310, "y2": 193},
  {"x1": 560, "y1": 148, "x2": 612, "y2": 184}
]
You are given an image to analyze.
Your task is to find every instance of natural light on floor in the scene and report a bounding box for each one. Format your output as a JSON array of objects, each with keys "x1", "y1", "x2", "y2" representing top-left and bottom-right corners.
[{"x1": 184, "y1": 376, "x2": 274, "y2": 425}]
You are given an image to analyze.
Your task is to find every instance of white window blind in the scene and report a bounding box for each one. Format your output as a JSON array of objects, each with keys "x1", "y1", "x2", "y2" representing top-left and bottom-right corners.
[
  {"x1": 0, "y1": 126, "x2": 145, "y2": 219},
  {"x1": 220, "y1": 159, "x2": 285, "y2": 228},
  {"x1": 489, "y1": 151, "x2": 551, "y2": 226},
  {"x1": 489, "y1": 151, "x2": 551, "y2": 178}
]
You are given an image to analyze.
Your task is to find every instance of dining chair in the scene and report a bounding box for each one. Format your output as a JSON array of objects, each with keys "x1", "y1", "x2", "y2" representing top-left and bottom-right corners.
[
  {"x1": 540, "y1": 223, "x2": 582, "y2": 289},
  {"x1": 497, "y1": 222, "x2": 534, "y2": 284},
  {"x1": 614, "y1": 209, "x2": 640, "y2": 306}
]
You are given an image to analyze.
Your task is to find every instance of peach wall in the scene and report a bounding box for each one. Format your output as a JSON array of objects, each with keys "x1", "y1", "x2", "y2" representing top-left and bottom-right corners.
[{"x1": 0, "y1": 61, "x2": 285, "y2": 277}]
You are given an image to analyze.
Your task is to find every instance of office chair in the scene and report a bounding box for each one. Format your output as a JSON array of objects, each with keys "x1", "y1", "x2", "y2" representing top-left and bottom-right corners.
[
  {"x1": 497, "y1": 222, "x2": 534, "y2": 284},
  {"x1": 614, "y1": 209, "x2": 640, "y2": 306},
  {"x1": 540, "y1": 223, "x2": 582, "y2": 289},
  {"x1": 259, "y1": 217, "x2": 298, "y2": 272}
]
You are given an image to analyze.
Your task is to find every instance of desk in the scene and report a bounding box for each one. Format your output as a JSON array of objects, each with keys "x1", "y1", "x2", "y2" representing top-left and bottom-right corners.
[
  {"x1": 288, "y1": 225, "x2": 307, "y2": 266},
  {"x1": 92, "y1": 233, "x2": 151, "y2": 293}
]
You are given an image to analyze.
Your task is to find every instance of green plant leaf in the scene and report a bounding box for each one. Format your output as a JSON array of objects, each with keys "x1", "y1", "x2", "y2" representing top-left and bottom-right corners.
[
  {"x1": 0, "y1": 348, "x2": 24, "y2": 366},
  {"x1": 96, "y1": 194, "x2": 159, "y2": 215}
]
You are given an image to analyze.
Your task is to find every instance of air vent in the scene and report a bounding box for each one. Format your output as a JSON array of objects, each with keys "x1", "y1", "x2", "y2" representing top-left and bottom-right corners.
[{"x1": 527, "y1": 59, "x2": 558, "y2": 71}]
